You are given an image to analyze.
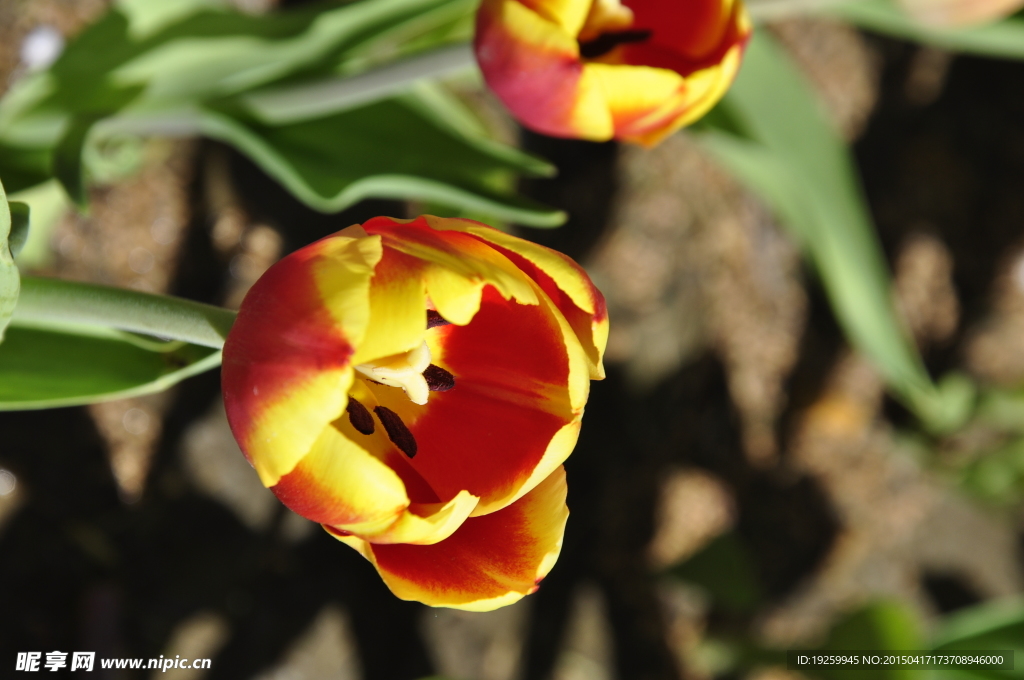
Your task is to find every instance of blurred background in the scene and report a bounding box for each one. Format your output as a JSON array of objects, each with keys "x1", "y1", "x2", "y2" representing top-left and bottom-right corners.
[{"x1": 2, "y1": 0, "x2": 1024, "y2": 679}]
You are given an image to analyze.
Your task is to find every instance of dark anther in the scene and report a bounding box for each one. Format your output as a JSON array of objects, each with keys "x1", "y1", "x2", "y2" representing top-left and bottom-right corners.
[
  {"x1": 427, "y1": 310, "x2": 451, "y2": 329},
  {"x1": 578, "y1": 29, "x2": 652, "y2": 59},
  {"x1": 346, "y1": 397, "x2": 375, "y2": 435},
  {"x1": 424, "y1": 364, "x2": 456, "y2": 392},
  {"x1": 374, "y1": 406, "x2": 418, "y2": 458}
]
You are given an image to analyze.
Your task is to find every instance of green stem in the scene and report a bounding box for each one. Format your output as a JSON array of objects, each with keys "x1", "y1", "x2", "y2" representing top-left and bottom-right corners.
[{"x1": 12, "y1": 276, "x2": 236, "y2": 349}]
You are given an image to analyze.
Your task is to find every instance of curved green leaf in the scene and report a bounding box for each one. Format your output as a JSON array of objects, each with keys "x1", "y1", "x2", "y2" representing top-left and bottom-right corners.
[
  {"x1": 7, "y1": 201, "x2": 29, "y2": 260},
  {"x1": 817, "y1": 602, "x2": 924, "y2": 680},
  {"x1": 201, "y1": 86, "x2": 564, "y2": 226},
  {"x1": 699, "y1": 32, "x2": 946, "y2": 425},
  {"x1": 0, "y1": 276, "x2": 232, "y2": 409},
  {"x1": 13, "y1": 276, "x2": 235, "y2": 350},
  {"x1": 0, "y1": 323, "x2": 220, "y2": 410},
  {"x1": 0, "y1": 179, "x2": 21, "y2": 341},
  {"x1": 933, "y1": 597, "x2": 1024, "y2": 649},
  {"x1": 0, "y1": 0, "x2": 559, "y2": 230},
  {"x1": 931, "y1": 598, "x2": 1024, "y2": 680},
  {"x1": 832, "y1": 0, "x2": 1024, "y2": 60}
]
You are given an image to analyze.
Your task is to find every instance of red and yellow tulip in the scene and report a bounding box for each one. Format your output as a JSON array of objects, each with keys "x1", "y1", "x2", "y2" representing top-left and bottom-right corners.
[
  {"x1": 474, "y1": 0, "x2": 752, "y2": 146},
  {"x1": 222, "y1": 215, "x2": 607, "y2": 611},
  {"x1": 899, "y1": 0, "x2": 1024, "y2": 26}
]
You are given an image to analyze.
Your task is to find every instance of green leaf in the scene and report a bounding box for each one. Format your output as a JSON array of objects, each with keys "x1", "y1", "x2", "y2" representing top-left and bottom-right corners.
[
  {"x1": 0, "y1": 276, "x2": 232, "y2": 409},
  {"x1": 827, "y1": 601, "x2": 924, "y2": 650},
  {"x1": 8, "y1": 180, "x2": 71, "y2": 269},
  {"x1": 0, "y1": 179, "x2": 21, "y2": 341},
  {"x1": 116, "y1": 0, "x2": 228, "y2": 40},
  {"x1": 975, "y1": 388, "x2": 1024, "y2": 434},
  {"x1": 0, "y1": 142, "x2": 53, "y2": 194},
  {"x1": 7, "y1": 202, "x2": 29, "y2": 259},
  {"x1": 53, "y1": 116, "x2": 101, "y2": 207},
  {"x1": 959, "y1": 438, "x2": 1024, "y2": 505},
  {"x1": 831, "y1": 0, "x2": 1024, "y2": 60},
  {"x1": 814, "y1": 602, "x2": 924, "y2": 680},
  {"x1": 13, "y1": 276, "x2": 235, "y2": 350},
  {"x1": 931, "y1": 598, "x2": 1024, "y2": 679},
  {"x1": 240, "y1": 43, "x2": 477, "y2": 125},
  {"x1": 0, "y1": 0, "x2": 470, "y2": 149},
  {"x1": 43, "y1": 0, "x2": 471, "y2": 116},
  {"x1": 0, "y1": 322, "x2": 220, "y2": 410},
  {"x1": 699, "y1": 31, "x2": 942, "y2": 424},
  {"x1": 200, "y1": 86, "x2": 564, "y2": 226},
  {"x1": 0, "y1": 0, "x2": 559, "y2": 229}
]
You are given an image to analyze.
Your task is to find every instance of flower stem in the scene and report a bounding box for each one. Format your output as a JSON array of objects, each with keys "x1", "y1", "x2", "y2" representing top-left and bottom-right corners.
[{"x1": 12, "y1": 276, "x2": 236, "y2": 349}]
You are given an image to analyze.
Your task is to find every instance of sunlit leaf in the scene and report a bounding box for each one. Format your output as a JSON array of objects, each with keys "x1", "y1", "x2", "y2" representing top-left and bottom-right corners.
[
  {"x1": 201, "y1": 85, "x2": 564, "y2": 226},
  {"x1": 0, "y1": 0, "x2": 558, "y2": 228},
  {"x1": 240, "y1": 43, "x2": 477, "y2": 125},
  {"x1": 832, "y1": 0, "x2": 1024, "y2": 60},
  {"x1": 0, "y1": 179, "x2": 21, "y2": 341},
  {"x1": 814, "y1": 601, "x2": 924, "y2": 680},
  {"x1": 931, "y1": 598, "x2": 1024, "y2": 680},
  {"x1": 7, "y1": 202, "x2": 29, "y2": 260},
  {"x1": 933, "y1": 597, "x2": 1024, "y2": 648},
  {"x1": 0, "y1": 321, "x2": 221, "y2": 410},
  {"x1": 975, "y1": 388, "x2": 1024, "y2": 434},
  {"x1": 698, "y1": 31, "x2": 948, "y2": 426}
]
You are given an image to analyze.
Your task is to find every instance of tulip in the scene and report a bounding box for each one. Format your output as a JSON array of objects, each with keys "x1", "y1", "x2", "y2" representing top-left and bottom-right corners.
[
  {"x1": 899, "y1": 0, "x2": 1024, "y2": 26},
  {"x1": 474, "y1": 0, "x2": 752, "y2": 146},
  {"x1": 222, "y1": 215, "x2": 607, "y2": 611}
]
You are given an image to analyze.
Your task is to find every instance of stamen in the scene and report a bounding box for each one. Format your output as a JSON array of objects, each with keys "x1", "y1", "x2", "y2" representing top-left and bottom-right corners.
[
  {"x1": 579, "y1": 29, "x2": 652, "y2": 59},
  {"x1": 346, "y1": 397, "x2": 375, "y2": 435},
  {"x1": 374, "y1": 406, "x2": 418, "y2": 458},
  {"x1": 355, "y1": 341, "x2": 431, "y2": 405},
  {"x1": 424, "y1": 364, "x2": 455, "y2": 392},
  {"x1": 427, "y1": 310, "x2": 451, "y2": 329}
]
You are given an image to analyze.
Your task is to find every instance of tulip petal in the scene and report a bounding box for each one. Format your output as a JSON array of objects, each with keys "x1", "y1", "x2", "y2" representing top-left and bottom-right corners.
[
  {"x1": 475, "y1": 0, "x2": 614, "y2": 140},
  {"x1": 331, "y1": 466, "x2": 569, "y2": 612},
  {"x1": 362, "y1": 216, "x2": 539, "y2": 325},
  {"x1": 272, "y1": 421, "x2": 410, "y2": 530},
  {"x1": 521, "y1": 0, "x2": 593, "y2": 35},
  {"x1": 368, "y1": 282, "x2": 587, "y2": 515},
  {"x1": 434, "y1": 218, "x2": 608, "y2": 380},
  {"x1": 277, "y1": 425, "x2": 480, "y2": 545},
  {"x1": 475, "y1": 0, "x2": 751, "y2": 144},
  {"x1": 586, "y1": 55, "x2": 741, "y2": 146},
  {"x1": 343, "y1": 489, "x2": 481, "y2": 545},
  {"x1": 624, "y1": 0, "x2": 741, "y2": 63},
  {"x1": 353, "y1": 247, "x2": 428, "y2": 365},
  {"x1": 223, "y1": 234, "x2": 381, "y2": 486}
]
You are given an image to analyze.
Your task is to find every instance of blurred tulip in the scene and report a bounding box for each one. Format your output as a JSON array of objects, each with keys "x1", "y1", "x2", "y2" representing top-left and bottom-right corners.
[
  {"x1": 899, "y1": 0, "x2": 1024, "y2": 26},
  {"x1": 474, "y1": 0, "x2": 752, "y2": 146},
  {"x1": 222, "y1": 215, "x2": 607, "y2": 611}
]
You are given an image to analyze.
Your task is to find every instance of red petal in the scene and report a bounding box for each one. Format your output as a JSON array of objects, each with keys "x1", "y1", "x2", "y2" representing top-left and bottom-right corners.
[
  {"x1": 340, "y1": 466, "x2": 569, "y2": 611},
  {"x1": 411, "y1": 285, "x2": 575, "y2": 506}
]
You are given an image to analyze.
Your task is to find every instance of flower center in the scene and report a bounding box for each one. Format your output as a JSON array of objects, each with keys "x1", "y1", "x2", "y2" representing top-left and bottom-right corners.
[
  {"x1": 355, "y1": 340, "x2": 433, "y2": 406},
  {"x1": 345, "y1": 311, "x2": 457, "y2": 458},
  {"x1": 577, "y1": 0, "x2": 651, "y2": 59},
  {"x1": 579, "y1": 29, "x2": 652, "y2": 59}
]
